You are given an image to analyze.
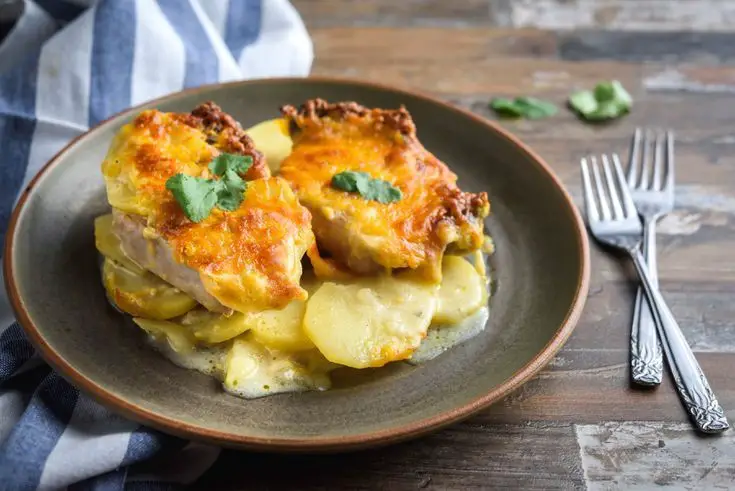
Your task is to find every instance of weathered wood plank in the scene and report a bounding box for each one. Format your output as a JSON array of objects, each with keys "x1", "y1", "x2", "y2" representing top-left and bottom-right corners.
[
  {"x1": 576, "y1": 422, "x2": 735, "y2": 489},
  {"x1": 292, "y1": 0, "x2": 494, "y2": 28},
  {"x1": 195, "y1": 422, "x2": 585, "y2": 490},
  {"x1": 310, "y1": 27, "x2": 558, "y2": 61},
  {"x1": 293, "y1": 0, "x2": 735, "y2": 31},
  {"x1": 310, "y1": 28, "x2": 735, "y2": 97},
  {"x1": 476, "y1": 351, "x2": 735, "y2": 424},
  {"x1": 559, "y1": 30, "x2": 735, "y2": 64}
]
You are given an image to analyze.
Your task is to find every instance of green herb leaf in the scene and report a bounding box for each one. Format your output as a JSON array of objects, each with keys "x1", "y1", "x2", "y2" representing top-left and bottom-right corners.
[
  {"x1": 209, "y1": 153, "x2": 253, "y2": 177},
  {"x1": 365, "y1": 179, "x2": 403, "y2": 203},
  {"x1": 569, "y1": 80, "x2": 632, "y2": 121},
  {"x1": 331, "y1": 171, "x2": 402, "y2": 204},
  {"x1": 331, "y1": 171, "x2": 371, "y2": 194},
  {"x1": 489, "y1": 96, "x2": 557, "y2": 120},
  {"x1": 216, "y1": 168, "x2": 247, "y2": 211},
  {"x1": 167, "y1": 153, "x2": 253, "y2": 222},
  {"x1": 488, "y1": 97, "x2": 523, "y2": 117},
  {"x1": 165, "y1": 174, "x2": 219, "y2": 223}
]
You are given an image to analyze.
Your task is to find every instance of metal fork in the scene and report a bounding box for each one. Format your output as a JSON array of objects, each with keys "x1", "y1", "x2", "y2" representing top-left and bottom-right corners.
[
  {"x1": 581, "y1": 154, "x2": 729, "y2": 434},
  {"x1": 627, "y1": 128, "x2": 675, "y2": 386}
]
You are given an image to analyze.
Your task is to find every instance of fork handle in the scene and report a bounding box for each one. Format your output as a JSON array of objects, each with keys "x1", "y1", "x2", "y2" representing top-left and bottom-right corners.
[
  {"x1": 630, "y1": 248, "x2": 730, "y2": 433},
  {"x1": 630, "y1": 217, "x2": 664, "y2": 386}
]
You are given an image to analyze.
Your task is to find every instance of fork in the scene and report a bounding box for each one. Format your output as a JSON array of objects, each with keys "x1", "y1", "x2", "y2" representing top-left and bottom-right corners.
[
  {"x1": 581, "y1": 154, "x2": 729, "y2": 434},
  {"x1": 627, "y1": 128, "x2": 675, "y2": 386}
]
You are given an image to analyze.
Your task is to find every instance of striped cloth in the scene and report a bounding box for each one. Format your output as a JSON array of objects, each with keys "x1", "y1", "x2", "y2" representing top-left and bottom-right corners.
[{"x1": 0, "y1": 1, "x2": 312, "y2": 489}]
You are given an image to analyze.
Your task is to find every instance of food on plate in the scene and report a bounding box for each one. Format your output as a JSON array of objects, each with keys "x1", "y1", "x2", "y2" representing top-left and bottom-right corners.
[
  {"x1": 303, "y1": 276, "x2": 438, "y2": 368},
  {"x1": 279, "y1": 99, "x2": 490, "y2": 281},
  {"x1": 95, "y1": 99, "x2": 494, "y2": 400},
  {"x1": 101, "y1": 102, "x2": 314, "y2": 313}
]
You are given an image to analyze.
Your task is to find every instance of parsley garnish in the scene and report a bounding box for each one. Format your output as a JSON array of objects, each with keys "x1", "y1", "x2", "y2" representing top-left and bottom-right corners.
[
  {"x1": 166, "y1": 153, "x2": 253, "y2": 222},
  {"x1": 489, "y1": 96, "x2": 558, "y2": 120},
  {"x1": 331, "y1": 171, "x2": 402, "y2": 204},
  {"x1": 569, "y1": 80, "x2": 632, "y2": 121}
]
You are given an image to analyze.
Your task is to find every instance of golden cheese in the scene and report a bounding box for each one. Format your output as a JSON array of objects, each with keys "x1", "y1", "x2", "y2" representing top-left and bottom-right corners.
[
  {"x1": 101, "y1": 103, "x2": 314, "y2": 312},
  {"x1": 279, "y1": 99, "x2": 490, "y2": 282}
]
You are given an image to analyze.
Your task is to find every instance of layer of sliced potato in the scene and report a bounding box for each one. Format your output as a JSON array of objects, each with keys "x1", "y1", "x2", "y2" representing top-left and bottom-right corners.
[
  {"x1": 244, "y1": 118, "x2": 292, "y2": 173},
  {"x1": 94, "y1": 214, "x2": 146, "y2": 274},
  {"x1": 133, "y1": 317, "x2": 196, "y2": 353},
  {"x1": 224, "y1": 335, "x2": 334, "y2": 398},
  {"x1": 247, "y1": 300, "x2": 315, "y2": 352},
  {"x1": 433, "y1": 255, "x2": 487, "y2": 324},
  {"x1": 102, "y1": 259, "x2": 197, "y2": 320},
  {"x1": 179, "y1": 309, "x2": 252, "y2": 344},
  {"x1": 303, "y1": 276, "x2": 438, "y2": 369}
]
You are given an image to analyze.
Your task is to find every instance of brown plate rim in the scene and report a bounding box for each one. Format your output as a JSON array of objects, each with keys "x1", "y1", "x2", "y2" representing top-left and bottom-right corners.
[{"x1": 4, "y1": 76, "x2": 590, "y2": 451}]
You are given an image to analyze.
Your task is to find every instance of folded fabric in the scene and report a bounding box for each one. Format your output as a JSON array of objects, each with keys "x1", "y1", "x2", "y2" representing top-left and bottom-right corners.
[{"x1": 0, "y1": 1, "x2": 312, "y2": 489}]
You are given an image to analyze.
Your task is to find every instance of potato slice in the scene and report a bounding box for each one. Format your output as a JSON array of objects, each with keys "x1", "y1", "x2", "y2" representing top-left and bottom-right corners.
[
  {"x1": 433, "y1": 255, "x2": 487, "y2": 324},
  {"x1": 224, "y1": 335, "x2": 334, "y2": 399},
  {"x1": 133, "y1": 317, "x2": 196, "y2": 353},
  {"x1": 94, "y1": 214, "x2": 146, "y2": 274},
  {"x1": 245, "y1": 118, "x2": 292, "y2": 173},
  {"x1": 247, "y1": 300, "x2": 315, "y2": 352},
  {"x1": 180, "y1": 309, "x2": 252, "y2": 345},
  {"x1": 303, "y1": 277, "x2": 438, "y2": 368},
  {"x1": 102, "y1": 258, "x2": 197, "y2": 320}
]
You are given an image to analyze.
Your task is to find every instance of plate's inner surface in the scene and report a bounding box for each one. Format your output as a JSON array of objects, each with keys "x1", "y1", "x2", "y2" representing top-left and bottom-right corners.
[{"x1": 10, "y1": 81, "x2": 584, "y2": 441}]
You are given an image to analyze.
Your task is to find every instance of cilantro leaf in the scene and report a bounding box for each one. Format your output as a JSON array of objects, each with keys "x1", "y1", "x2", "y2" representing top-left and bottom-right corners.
[
  {"x1": 332, "y1": 171, "x2": 370, "y2": 193},
  {"x1": 331, "y1": 171, "x2": 402, "y2": 204},
  {"x1": 569, "y1": 80, "x2": 632, "y2": 121},
  {"x1": 167, "y1": 153, "x2": 253, "y2": 222},
  {"x1": 365, "y1": 179, "x2": 403, "y2": 203},
  {"x1": 165, "y1": 174, "x2": 219, "y2": 223},
  {"x1": 216, "y1": 168, "x2": 247, "y2": 211},
  {"x1": 490, "y1": 96, "x2": 557, "y2": 120},
  {"x1": 209, "y1": 153, "x2": 253, "y2": 177}
]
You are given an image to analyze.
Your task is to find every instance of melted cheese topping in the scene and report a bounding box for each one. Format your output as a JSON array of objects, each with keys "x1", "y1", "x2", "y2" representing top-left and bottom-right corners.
[
  {"x1": 101, "y1": 109, "x2": 314, "y2": 311},
  {"x1": 279, "y1": 103, "x2": 490, "y2": 281}
]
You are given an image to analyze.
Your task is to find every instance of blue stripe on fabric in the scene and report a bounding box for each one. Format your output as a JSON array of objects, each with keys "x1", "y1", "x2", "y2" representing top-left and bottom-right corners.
[
  {"x1": 158, "y1": 0, "x2": 218, "y2": 88},
  {"x1": 79, "y1": 427, "x2": 186, "y2": 490},
  {"x1": 0, "y1": 372, "x2": 79, "y2": 491},
  {"x1": 68, "y1": 469, "x2": 125, "y2": 491},
  {"x1": 69, "y1": 466, "x2": 126, "y2": 491},
  {"x1": 35, "y1": 0, "x2": 88, "y2": 23},
  {"x1": 225, "y1": 0, "x2": 262, "y2": 59},
  {"x1": 0, "y1": 51, "x2": 39, "y2": 249},
  {"x1": 1, "y1": 363, "x2": 50, "y2": 394},
  {"x1": 88, "y1": 0, "x2": 136, "y2": 126},
  {"x1": 122, "y1": 427, "x2": 185, "y2": 465},
  {"x1": 0, "y1": 323, "x2": 35, "y2": 383}
]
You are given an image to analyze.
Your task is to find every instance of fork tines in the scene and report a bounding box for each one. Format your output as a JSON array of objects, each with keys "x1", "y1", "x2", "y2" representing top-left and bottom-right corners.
[
  {"x1": 627, "y1": 128, "x2": 675, "y2": 193},
  {"x1": 581, "y1": 154, "x2": 638, "y2": 226}
]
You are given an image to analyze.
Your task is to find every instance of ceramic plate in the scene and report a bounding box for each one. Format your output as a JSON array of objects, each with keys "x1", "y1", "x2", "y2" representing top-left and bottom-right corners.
[{"x1": 4, "y1": 78, "x2": 589, "y2": 451}]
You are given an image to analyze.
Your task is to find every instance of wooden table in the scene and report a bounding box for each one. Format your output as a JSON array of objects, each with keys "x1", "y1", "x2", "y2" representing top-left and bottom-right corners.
[{"x1": 197, "y1": 2, "x2": 735, "y2": 489}]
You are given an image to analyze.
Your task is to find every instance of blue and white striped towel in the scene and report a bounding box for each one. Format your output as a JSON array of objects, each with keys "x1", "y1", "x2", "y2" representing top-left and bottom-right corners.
[{"x1": 0, "y1": 1, "x2": 312, "y2": 489}]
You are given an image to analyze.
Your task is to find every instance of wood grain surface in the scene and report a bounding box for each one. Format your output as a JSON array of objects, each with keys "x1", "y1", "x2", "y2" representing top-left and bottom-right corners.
[{"x1": 195, "y1": 2, "x2": 735, "y2": 489}]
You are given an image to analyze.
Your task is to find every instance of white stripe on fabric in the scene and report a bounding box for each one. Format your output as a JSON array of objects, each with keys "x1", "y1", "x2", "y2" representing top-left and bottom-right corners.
[
  {"x1": 0, "y1": 390, "x2": 25, "y2": 444},
  {"x1": 186, "y1": 0, "x2": 241, "y2": 82},
  {"x1": 0, "y1": 1, "x2": 57, "y2": 74},
  {"x1": 238, "y1": 0, "x2": 313, "y2": 77},
  {"x1": 22, "y1": 8, "x2": 93, "y2": 187},
  {"x1": 35, "y1": 7, "x2": 92, "y2": 128},
  {"x1": 195, "y1": 0, "x2": 229, "y2": 36},
  {"x1": 0, "y1": 273, "x2": 14, "y2": 332},
  {"x1": 37, "y1": 398, "x2": 138, "y2": 491},
  {"x1": 131, "y1": 0, "x2": 185, "y2": 104}
]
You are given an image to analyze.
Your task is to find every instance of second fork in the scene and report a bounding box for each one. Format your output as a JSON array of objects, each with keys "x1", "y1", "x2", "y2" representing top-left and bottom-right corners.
[{"x1": 627, "y1": 128, "x2": 675, "y2": 386}]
